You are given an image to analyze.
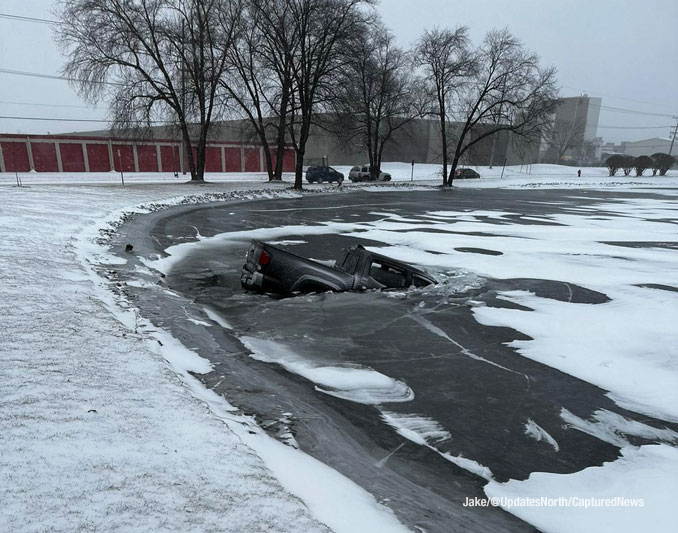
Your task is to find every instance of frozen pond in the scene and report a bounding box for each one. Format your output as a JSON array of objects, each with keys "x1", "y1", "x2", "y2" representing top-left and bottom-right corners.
[{"x1": 112, "y1": 188, "x2": 678, "y2": 532}]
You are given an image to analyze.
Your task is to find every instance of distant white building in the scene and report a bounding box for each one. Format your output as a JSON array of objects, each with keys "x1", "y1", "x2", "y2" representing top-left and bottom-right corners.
[
  {"x1": 619, "y1": 138, "x2": 674, "y2": 158},
  {"x1": 541, "y1": 95, "x2": 602, "y2": 164}
]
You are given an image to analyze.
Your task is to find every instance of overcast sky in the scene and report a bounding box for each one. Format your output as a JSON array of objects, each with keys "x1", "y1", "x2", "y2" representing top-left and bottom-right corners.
[{"x1": 1, "y1": 0, "x2": 676, "y2": 143}]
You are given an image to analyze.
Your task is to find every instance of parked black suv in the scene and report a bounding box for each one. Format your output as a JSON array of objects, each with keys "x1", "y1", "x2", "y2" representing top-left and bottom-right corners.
[{"x1": 306, "y1": 166, "x2": 344, "y2": 184}]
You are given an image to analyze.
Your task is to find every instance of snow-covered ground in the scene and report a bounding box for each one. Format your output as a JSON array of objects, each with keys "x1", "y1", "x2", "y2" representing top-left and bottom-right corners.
[{"x1": 2, "y1": 164, "x2": 677, "y2": 532}]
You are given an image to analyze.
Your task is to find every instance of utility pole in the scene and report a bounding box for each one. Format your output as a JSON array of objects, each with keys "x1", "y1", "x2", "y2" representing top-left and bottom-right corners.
[{"x1": 669, "y1": 116, "x2": 678, "y2": 156}]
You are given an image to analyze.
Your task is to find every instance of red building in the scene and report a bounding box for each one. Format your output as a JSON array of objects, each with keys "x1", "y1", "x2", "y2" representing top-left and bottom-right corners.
[{"x1": 0, "y1": 133, "x2": 295, "y2": 174}]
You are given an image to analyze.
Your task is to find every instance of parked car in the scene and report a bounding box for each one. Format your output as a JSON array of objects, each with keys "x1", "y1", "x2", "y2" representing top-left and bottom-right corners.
[
  {"x1": 454, "y1": 168, "x2": 481, "y2": 179},
  {"x1": 348, "y1": 165, "x2": 392, "y2": 182},
  {"x1": 306, "y1": 166, "x2": 344, "y2": 184},
  {"x1": 241, "y1": 240, "x2": 437, "y2": 296}
]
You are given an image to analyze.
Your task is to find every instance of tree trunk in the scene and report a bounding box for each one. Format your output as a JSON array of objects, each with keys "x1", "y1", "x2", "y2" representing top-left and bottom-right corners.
[
  {"x1": 293, "y1": 116, "x2": 311, "y2": 190},
  {"x1": 274, "y1": 87, "x2": 290, "y2": 181},
  {"x1": 180, "y1": 127, "x2": 201, "y2": 181},
  {"x1": 294, "y1": 149, "x2": 304, "y2": 189},
  {"x1": 440, "y1": 118, "x2": 449, "y2": 186},
  {"x1": 448, "y1": 153, "x2": 462, "y2": 186},
  {"x1": 263, "y1": 147, "x2": 275, "y2": 181}
]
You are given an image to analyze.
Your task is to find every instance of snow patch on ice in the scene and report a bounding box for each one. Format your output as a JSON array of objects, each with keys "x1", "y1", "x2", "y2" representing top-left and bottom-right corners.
[
  {"x1": 240, "y1": 336, "x2": 414, "y2": 405},
  {"x1": 268, "y1": 239, "x2": 309, "y2": 245},
  {"x1": 524, "y1": 419, "x2": 560, "y2": 451},
  {"x1": 472, "y1": 289, "x2": 678, "y2": 422},
  {"x1": 485, "y1": 444, "x2": 678, "y2": 533},
  {"x1": 561, "y1": 409, "x2": 678, "y2": 448},
  {"x1": 439, "y1": 451, "x2": 495, "y2": 481},
  {"x1": 380, "y1": 411, "x2": 451, "y2": 445},
  {"x1": 201, "y1": 306, "x2": 234, "y2": 330},
  {"x1": 380, "y1": 411, "x2": 493, "y2": 480}
]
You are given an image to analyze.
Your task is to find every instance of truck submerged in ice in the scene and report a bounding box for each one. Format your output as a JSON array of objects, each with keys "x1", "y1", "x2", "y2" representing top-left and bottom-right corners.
[{"x1": 241, "y1": 240, "x2": 437, "y2": 296}]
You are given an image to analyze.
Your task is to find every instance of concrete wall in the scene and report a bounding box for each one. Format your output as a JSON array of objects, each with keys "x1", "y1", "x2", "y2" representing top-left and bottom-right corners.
[{"x1": 303, "y1": 117, "x2": 539, "y2": 167}]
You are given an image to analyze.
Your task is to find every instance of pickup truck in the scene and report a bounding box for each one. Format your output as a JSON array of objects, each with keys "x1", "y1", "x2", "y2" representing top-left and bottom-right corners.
[{"x1": 241, "y1": 240, "x2": 437, "y2": 295}]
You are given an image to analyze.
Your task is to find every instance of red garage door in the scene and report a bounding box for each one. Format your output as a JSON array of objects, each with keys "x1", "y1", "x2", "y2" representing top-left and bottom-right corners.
[
  {"x1": 136, "y1": 145, "x2": 158, "y2": 172},
  {"x1": 87, "y1": 144, "x2": 111, "y2": 172},
  {"x1": 160, "y1": 145, "x2": 180, "y2": 172},
  {"x1": 59, "y1": 143, "x2": 86, "y2": 172},
  {"x1": 31, "y1": 142, "x2": 59, "y2": 172},
  {"x1": 1, "y1": 141, "x2": 30, "y2": 172},
  {"x1": 244, "y1": 148, "x2": 260, "y2": 172},
  {"x1": 112, "y1": 144, "x2": 135, "y2": 172},
  {"x1": 283, "y1": 149, "x2": 295, "y2": 172},
  {"x1": 205, "y1": 146, "x2": 222, "y2": 172},
  {"x1": 224, "y1": 147, "x2": 241, "y2": 172}
]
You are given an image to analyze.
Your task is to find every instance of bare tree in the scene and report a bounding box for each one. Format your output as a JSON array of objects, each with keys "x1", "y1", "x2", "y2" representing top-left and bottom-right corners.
[
  {"x1": 56, "y1": 0, "x2": 241, "y2": 182},
  {"x1": 415, "y1": 27, "x2": 473, "y2": 185},
  {"x1": 283, "y1": 0, "x2": 372, "y2": 189},
  {"x1": 542, "y1": 110, "x2": 585, "y2": 163},
  {"x1": 221, "y1": 0, "x2": 296, "y2": 181},
  {"x1": 331, "y1": 23, "x2": 421, "y2": 179},
  {"x1": 448, "y1": 29, "x2": 557, "y2": 185}
]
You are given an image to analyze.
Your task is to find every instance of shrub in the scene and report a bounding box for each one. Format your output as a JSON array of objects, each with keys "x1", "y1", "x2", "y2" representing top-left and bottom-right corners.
[
  {"x1": 620, "y1": 155, "x2": 635, "y2": 176},
  {"x1": 651, "y1": 152, "x2": 676, "y2": 176},
  {"x1": 605, "y1": 154, "x2": 625, "y2": 176},
  {"x1": 633, "y1": 155, "x2": 653, "y2": 176}
]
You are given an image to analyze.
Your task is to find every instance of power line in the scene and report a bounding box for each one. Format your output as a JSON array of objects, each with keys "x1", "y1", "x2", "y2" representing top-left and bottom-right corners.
[
  {"x1": 561, "y1": 85, "x2": 675, "y2": 109},
  {"x1": 0, "y1": 13, "x2": 61, "y2": 25},
  {"x1": 597, "y1": 125, "x2": 672, "y2": 129},
  {"x1": 0, "y1": 115, "x2": 166, "y2": 124},
  {"x1": 0, "y1": 68, "x2": 120, "y2": 86},
  {"x1": 0, "y1": 100, "x2": 99, "y2": 110},
  {"x1": 589, "y1": 103, "x2": 676, "y2": 118},
  {"x1": 0, "y1": 115, "x2": 111, "y2": 123}
]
